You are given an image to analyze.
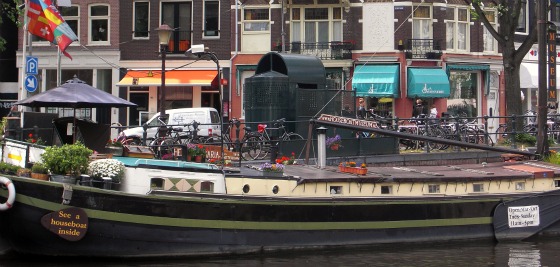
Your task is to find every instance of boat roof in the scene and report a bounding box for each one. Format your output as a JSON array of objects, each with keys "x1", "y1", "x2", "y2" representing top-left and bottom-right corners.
[
  {"x1": 114, "y1": 157, "x2": 220, "y2": 170},
  {"x1": 237, "y1": 161, "x2": 560, "y2": 184}
]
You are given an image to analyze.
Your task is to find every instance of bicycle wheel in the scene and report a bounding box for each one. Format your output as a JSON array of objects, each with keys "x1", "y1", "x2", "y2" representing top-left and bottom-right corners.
[
  {"x1": 284, "y1": 133, "x2": 304, "y2": 141},
  {"x1": 241, "y1": 135, "x2": 263, "y2": 160}
]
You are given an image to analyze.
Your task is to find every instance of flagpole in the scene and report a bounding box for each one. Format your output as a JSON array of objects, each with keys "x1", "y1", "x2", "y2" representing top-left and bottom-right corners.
[
  {"x1": 57, "y1": 47, "x2": 61, "y2": 86},
  {"x1": 20, "y1": 0, "x2": 30, "y2": 107}
]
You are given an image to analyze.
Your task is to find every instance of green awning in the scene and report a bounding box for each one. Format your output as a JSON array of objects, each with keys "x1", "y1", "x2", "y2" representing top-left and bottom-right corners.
[
  {"x1": 407, "y1": 68, "x2": 450, "y2": 98},
  {"x1": 352, "y1": 65, "x2": 399, "y2": 98}
]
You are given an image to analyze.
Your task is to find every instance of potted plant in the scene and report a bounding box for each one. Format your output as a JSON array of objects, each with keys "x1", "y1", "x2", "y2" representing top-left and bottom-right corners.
[
  {"x1": 106, "y1": 138, "x2": 124, "y2": 157},
  {"x1": 31, "y1": 162, "x2": 49, "y2": 181},
  {"x1": 260, "y1": 162, "x2": 284, "y2": 177},
  {"x1": 41, "y1": 142, "x2": 92, "y2": 184},
  {"x1": 87, "y1": 159, "x2": 125, "y2": 190},
  {"x1": 186, "y1": 143, "x2": 197, "y2": 161},
  {"x1": 194, "y1": 144, "x2": 206, "y2": 162},
  {"x1": 326, "y1": 135, "x2": 342, "y2": 151}
]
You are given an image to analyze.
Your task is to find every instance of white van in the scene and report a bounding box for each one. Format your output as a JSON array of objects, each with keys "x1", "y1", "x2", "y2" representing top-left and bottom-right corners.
[{"x1": 119, "y1": 108, "x2": 221, "y2": 143}]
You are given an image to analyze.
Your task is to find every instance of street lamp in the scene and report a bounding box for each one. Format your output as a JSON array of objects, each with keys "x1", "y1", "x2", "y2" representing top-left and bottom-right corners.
[{"x1": 156, "y1": 24, "x2": 173, "y2": 117}]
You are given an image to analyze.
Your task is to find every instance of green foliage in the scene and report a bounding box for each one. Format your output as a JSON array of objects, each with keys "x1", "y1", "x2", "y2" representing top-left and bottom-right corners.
[
  {"x1": 31, "y1": 162, "x2": 48, "y2": 174},
  {"x1": 544, "y1": 150, "x2": 560, "y2": 165},
  {"x1": 0, "y1": 162, "x2": 20, "y2": 175},
  {"x1": 41, "y1": 142, "x2": 93, "y2": 176},
  {"x1": 0, "y1": 0, "x2": 24, "y2": 52}
]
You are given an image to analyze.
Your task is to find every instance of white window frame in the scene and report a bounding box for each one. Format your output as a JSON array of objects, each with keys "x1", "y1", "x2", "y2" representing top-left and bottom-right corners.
[
  {"x1": 290, "y1": 6, "x2": 343, "y2": 43},
  {"x1": 381, "y1": 185, "x2": 393, "y2": 195},
  {"x1": 133, "y1": 1, "x2": 150, "y2": 40},
  {"x1": 412, "y1": 5, "x2": 432, "y2": 39},
  {"x1": 242, "y1": 7, "x2": 270, "y2": 34},
  {"x1": 445, "y1": 6, "x2": 469, "y2": 52},
  {"x1": 88, "y1": 4, "x2": 110, "y2": 45},
  {"x1": 472, "y1": 183, "x2": 485, "y2": 193},
  {"x1": 483, "y1": 8, "x2": 499, "y2": 53},
  {"x1": 203, "y1": 0, "x2": 220, "y2": 39},
  {"x1": 427, "y1": 184, "x2": 441, "y2": 194},
  {"x1": 515, "y1": 0, "x2": 528, "y2": 35},
  {"x1": 515, "y1": 182, "x2": 526, "y2": 191}
]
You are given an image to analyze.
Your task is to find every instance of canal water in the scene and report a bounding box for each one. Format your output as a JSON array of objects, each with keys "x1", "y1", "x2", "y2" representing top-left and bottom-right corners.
[{"x1": 2, "y1": 239, "x2": 560, "y2": 266}]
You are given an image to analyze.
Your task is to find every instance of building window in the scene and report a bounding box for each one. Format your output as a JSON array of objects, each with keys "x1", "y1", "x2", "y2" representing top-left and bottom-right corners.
[
  {"x1": 428, "y1": 184, "x2": 440, "y2": 194},
  {"x1": 89, "y1": 4, "x2": 109, "y2": 43},
  {"x1": 473, "y1": 183, "x2": 484, "y2": 193},
  {"x1": 243, "y1": 8, "x2": 269, "y2": 32},
  {"x1": 204, "y1": 0, "x2": 219, "y2": 37},
  {"x1": 483, "y1": 9, "x2": 498, "y2": 53},
  {"x1": 330, "y1": 186, "x2": 342, "y2": 195},
  {"x1": 162, "y1": 1, "x2": 192, "y2": 53},
  {"x1": 516, "y1": 0, "x2": 528, "y2": 34},
  {"x1": 413, "y1": 5, "x2": 432, "y2": 39},
  {"x1": 33, "y1": 5, "x2": 79, "y2": 43},
  {"x1": 133, "y1": 1, "x2": 149, "y2": 38},
  {"x1": 381, "y1": 185, "x2": 393, "y2": 194},
  {"x1": 290, "y1": 7, "x2": 342, "y2": 43},
  {"x1": 445, "y1": 6, "x2": 468, "y2": 51},
  {"x1": 515, "y1": 182, "x2": 525, "y2": 191}
]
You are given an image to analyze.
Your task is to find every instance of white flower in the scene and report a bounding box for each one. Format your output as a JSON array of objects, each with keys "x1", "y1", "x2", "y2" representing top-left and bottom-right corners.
[{"x1": 88, "y1": 159, "x2": 125, "y2": 182}]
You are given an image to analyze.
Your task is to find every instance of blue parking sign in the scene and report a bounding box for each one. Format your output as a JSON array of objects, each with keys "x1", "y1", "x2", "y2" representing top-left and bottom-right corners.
[{"x1": 26, "y1": 56, "x2": 38, "y2": 75}]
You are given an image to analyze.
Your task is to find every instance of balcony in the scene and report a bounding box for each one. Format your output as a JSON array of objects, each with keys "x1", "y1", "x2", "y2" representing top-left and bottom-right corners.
[
  {"x1": 404, "y1": 39, "x2": 442, "y2": 60},
  {"x1": 275, "y1": 41, "x2": 353, "y2": 60}
]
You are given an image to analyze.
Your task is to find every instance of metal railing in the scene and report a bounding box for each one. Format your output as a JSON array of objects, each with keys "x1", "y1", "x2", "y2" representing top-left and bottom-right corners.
[
  {"x1": 277, "y1": 41, "x2": 353, "y2": 60},
  {"x1": 404, "y1": 39, "x2": 442, "y2": 59}
]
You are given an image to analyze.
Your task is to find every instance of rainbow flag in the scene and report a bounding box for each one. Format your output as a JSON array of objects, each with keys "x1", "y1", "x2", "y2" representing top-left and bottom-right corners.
[{"x1": 27, "y1": 0, "x2": 78, "y2": 59}]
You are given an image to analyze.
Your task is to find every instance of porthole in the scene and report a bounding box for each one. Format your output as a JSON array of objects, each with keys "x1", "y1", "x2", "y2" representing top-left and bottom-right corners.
[
  {"x1": 242, "y1": 184, "x2": 250, "y2": 193},
  {"x1": 272, "y1": 185, "x2": 279, "y2": 194}
]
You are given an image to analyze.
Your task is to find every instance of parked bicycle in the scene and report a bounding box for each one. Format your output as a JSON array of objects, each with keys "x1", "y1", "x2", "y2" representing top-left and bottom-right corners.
[
  {"x1": 251, "y1": 118, "x2": 304, "y2": 160},
  {"x1": 204, "y1": 118, "x2": 263, "y2": 161}
]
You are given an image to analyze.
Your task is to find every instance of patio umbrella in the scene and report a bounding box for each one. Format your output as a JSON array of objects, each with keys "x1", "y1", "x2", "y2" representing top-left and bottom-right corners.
[
  {"x1": 14, "y1": 76, "x2": 137, "y2": 143},
  {"x1": 14, "y1": 76, "x2": 136, "y2": 108}
]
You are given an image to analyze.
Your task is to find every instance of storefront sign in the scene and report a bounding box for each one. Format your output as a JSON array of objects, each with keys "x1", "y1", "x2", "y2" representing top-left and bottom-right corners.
[
  {"x1": 41, "y1": 207, "x2": 88, "y2": 241},
  {"x1": 318, "y1": 114, "x2": 379, "y2": 129},
  {"x1": 549, "y1": 30, "x2": 557, "y2": 101},
  {"x1": 507, "y1": 205, "x2": 539, "y2": 228}
]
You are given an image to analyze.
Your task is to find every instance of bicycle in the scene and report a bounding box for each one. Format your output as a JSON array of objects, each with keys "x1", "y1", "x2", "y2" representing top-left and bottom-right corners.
[
  {"x1": 252, "y1": 118, "x2": 304, "y2": 160},
  {"x1": 204, "y1": 118, "x2": 263, "y2": 161}
]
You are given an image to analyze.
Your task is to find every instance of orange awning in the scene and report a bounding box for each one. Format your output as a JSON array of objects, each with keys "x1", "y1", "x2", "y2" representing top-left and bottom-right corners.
[{"x1": 117, "y1": 70, "x2": 218, "y2": 87}]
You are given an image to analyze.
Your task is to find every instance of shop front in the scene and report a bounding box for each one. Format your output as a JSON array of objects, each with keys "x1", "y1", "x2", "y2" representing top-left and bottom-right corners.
[
  {"x1": 117, "y1": 69, "x2": 220, "y2": 126},
  {"x1": 351, "y1": 64, "x2": 399, "y2": 118},
  {"x1": 406, "y1": 68, "x2": 450, "y2": 118}
]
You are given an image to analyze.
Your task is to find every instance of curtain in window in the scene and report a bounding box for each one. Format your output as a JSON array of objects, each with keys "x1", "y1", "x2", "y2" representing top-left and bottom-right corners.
[
  {"x1": 292, "y1": 22, "x2": 301, "y2": 42},
  {"x1": 446, "y1": 23, "x2": 454, "y2": 49},
  {"x1": 305, "y1": 22, "x2": 315, "y2": 43},
  {"x1": 457, "y1": 23, "x2": 466, "y2": 50}
]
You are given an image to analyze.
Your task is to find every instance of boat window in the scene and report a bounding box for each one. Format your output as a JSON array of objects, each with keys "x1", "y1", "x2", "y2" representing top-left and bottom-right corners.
[
  {"x1": 150, "y1": 178, "x2": 164, "y2": 190},
  {"x1": 330, "y1": 186, "x2": 342, "y2": 195},
  {"x1": 555, "y1": 180, "x2": 560, "y2": 188},
  {"x1": 428, "y1": 184, "x2": 440, "y2": 194},
  {"x1": 381, "y1": 185, "x2": 392, "y2": 194},
  {"x1": 272, "y1": 185, "x2": 279, "y2": 194},
  {"x1": 201, "y1": 181, "x2": 214, "y2": 192},
  {"x1": 472, "y1": 183, "x2": 484, "y2": 193},
  {"x1": 515, "y1": 182, "x2": 525, "y2": 191},
  {"x1": 242, "y1": 184, "x2": 250, "y2": 193}
]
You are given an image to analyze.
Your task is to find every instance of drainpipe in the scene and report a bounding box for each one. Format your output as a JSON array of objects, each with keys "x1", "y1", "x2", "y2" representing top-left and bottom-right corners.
[
  {"x1": 317, "y1": 127, "x2": 327, "y2": 168},
  {"x1": 229, "y1": 0, "x2": 240, "y2": 120}
]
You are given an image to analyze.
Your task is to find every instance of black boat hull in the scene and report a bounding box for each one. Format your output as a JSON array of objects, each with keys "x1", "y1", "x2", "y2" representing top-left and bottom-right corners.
[{"x1": 0, "y1": 176, "x2": 546, "y2": 258}]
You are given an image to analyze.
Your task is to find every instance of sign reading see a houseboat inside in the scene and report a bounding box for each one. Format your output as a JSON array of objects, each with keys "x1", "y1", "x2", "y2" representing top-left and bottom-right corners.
[
  {"x1": 318, "y1": 114, "x2": 379, "y2": 129},
  {"x1": 40, "y1": 207, "x2": 88, "y2": 241}
]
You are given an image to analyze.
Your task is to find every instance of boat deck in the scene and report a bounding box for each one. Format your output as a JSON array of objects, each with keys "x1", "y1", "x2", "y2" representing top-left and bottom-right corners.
[{"x1": 237, "y1": 161, "x2": 560, "y2": 184}]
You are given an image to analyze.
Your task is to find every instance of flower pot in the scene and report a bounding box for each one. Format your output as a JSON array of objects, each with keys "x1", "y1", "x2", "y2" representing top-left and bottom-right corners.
[
  {"x1": 31, "y1": 173, "x2": 49, "y2": 181},
  {"x1": 195, "y1": 155, "x2": 203, "y2": 163},
  {"x1": 107, "y1": 146, "x2": 123, "y2": 157},
  {"x1": 260, "y1": 171, "x2": 284, "y2": 177},
  {"x1": 186, "y1": 155, "x2": 192, "y2": 162}
]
